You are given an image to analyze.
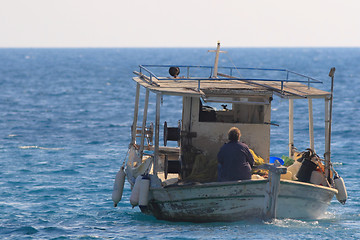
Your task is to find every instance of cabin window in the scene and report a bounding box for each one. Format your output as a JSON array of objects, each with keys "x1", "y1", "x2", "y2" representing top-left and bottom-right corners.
[{"x1": 199, "y1": 97, "x2": 268, "y2": 124}]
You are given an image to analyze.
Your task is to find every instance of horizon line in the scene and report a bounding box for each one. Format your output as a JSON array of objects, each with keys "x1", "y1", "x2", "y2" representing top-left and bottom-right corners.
[{"x1": 1, "y1": 45, "x2": 360, "y2": 49}]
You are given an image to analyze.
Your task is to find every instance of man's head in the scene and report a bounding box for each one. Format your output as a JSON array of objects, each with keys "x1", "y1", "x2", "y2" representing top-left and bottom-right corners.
[{"x1": 228, "y1": 127, "x2": 241, "y2": 141}]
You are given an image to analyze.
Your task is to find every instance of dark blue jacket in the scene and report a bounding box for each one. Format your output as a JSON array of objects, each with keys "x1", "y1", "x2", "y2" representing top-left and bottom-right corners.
[{"x1": 217, "y1": 141, "x2": 255, "y2": 181}]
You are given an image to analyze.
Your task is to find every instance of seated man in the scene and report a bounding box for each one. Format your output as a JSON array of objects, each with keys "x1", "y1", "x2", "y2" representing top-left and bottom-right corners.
[{"x1": 217, "y1": 127, "x2": 254, "y2": 181}]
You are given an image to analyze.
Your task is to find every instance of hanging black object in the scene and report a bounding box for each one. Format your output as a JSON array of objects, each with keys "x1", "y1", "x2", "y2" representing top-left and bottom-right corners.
[{"x1": 169, "y1": 67, "x2": 180, "y2": 78}]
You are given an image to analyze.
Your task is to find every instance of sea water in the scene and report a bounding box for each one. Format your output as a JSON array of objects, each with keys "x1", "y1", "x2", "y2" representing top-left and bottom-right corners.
[{"x1": 0, "y1": 48, "x2": 359, "y2": 239}]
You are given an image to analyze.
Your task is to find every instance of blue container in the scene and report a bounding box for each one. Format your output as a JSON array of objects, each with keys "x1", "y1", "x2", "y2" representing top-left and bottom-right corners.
[{"x1": 269, "y1": 157, "x2": 284, "y2": 165}]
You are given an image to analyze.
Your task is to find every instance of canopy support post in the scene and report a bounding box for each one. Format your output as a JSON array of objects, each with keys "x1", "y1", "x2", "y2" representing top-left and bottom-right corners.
[
  {"x1": 154, "y1": 93, "x2": 161, "y2": 177},
  {"x1": 308, "y1": 98, "x2": 314, "y2": 151},
  {"x1": 289, "y1": 99, "x2": 294, "y2": 158},
  {"x1": 139, "y1": 89, "x2": 150, "y2": 156},
  {"x1": 131, "y1": 83, "x2": 140, "y2": 145}
]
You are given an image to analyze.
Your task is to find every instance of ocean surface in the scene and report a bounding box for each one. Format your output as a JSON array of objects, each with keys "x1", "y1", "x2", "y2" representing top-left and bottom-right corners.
[{"x1": 0, "y1": 48, "x2": 359, "y2": 239}]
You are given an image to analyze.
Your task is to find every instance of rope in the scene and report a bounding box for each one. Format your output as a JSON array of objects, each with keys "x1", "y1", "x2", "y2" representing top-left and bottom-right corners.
[
  {"x1": 225, "y1": 53, "x2": 245, "y2": 79},
  {"x1": 121, "y1": 145, "x2": 132, "y2": 169},
  {"x1": 330, "y1": 163, "x2": 338, "y2": 178}
]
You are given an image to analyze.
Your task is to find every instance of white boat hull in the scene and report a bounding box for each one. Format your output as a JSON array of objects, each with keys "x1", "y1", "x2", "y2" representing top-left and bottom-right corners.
[{"x1": 143, "y1": 180, "x2": 337, "y2": 222}]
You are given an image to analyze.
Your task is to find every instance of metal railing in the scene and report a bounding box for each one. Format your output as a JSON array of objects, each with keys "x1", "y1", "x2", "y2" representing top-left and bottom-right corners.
[{"x1": 138, "y1": 64, "x2": 323, "y2": 92}]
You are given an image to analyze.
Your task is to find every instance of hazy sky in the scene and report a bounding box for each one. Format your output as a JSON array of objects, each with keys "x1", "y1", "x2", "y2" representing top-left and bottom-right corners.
[{"x1": 1, "y1": 0, "x2": 359, "y2": 47}]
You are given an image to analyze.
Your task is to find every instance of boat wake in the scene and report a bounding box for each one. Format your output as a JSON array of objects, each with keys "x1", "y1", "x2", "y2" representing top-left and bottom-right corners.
[
  {"x1": 266, "y1": 218, "x2": 321, "y2": 229},
  {"x1": 265, "y1": 210, "x2": 336, "y2": 229}
]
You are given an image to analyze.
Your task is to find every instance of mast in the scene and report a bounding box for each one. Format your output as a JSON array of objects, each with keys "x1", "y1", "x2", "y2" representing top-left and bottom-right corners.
[
  {"x1": 328, "y1": 67, "x2": 336, "y2": 152},
  {"x1": 208, "y1": 41, "x2": 227, "y2": 78},
  {"x1": 325, "y1": 67, "x2": 336, "y2": 180}
]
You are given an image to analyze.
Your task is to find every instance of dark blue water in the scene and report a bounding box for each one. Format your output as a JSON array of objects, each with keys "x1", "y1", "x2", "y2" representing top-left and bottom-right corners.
[{"x1": 0, "y1": 48, "x2": 359, "y2": 239}]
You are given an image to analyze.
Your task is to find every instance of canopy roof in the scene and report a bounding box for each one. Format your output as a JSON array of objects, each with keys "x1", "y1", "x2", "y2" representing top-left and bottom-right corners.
[{"x1": 133, "y1": 65, "x2": 331, "y2": 99}]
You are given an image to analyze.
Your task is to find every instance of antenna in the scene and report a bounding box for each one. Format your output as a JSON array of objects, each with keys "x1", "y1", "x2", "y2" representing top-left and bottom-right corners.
[{"x1": 208, "y1": 41, "x2": 227, "y2": 78}]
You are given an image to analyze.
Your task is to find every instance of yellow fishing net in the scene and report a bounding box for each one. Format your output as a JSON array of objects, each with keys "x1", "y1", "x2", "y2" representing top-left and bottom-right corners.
[{"x1": 249, "y1": 149, "x2": 268, "y2": 177}]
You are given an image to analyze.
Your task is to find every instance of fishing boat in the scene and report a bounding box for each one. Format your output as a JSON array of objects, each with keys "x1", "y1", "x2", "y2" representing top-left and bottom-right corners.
[{"x1": 112, "y1": 43, "x2": 347, "y2": 222}]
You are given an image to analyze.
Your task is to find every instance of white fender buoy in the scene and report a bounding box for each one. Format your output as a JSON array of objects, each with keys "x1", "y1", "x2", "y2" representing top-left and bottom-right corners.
[
  {"x1": 130, "y1": 175, "x2": 143, "y2": 206},
  {"x1": 334, "y1": 174, "x2": 347, "y2": 205},
  {"x1": 112, "y1": 167, "x2": 126, "y2": 207},
  {"x1": 139, "y1": 176, "x2": 150, "y2": 208}
]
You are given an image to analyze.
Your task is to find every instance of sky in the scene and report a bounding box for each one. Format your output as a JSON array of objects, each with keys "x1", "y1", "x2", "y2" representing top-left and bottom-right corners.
[{"x1": 1, "y1": 0, "x2": 360, "y2": 48}]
